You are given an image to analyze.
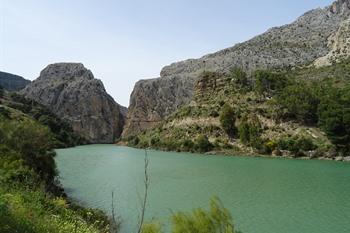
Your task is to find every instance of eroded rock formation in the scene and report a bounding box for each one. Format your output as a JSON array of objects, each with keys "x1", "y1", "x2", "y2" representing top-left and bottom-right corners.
[{"x1": 21, "y1": 63, "x2": 126, "y2": 143}]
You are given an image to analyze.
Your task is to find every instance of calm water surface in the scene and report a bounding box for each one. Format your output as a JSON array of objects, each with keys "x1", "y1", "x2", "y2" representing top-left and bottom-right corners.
[{"x1": 55, "y1": 145, "x2": 350, "y2": 233}]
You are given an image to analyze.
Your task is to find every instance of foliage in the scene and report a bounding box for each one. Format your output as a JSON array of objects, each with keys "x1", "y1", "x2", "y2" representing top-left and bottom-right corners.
[
  {"x1": 276, "y1": 82, "x2": 319, "y2": 124},
  {"x1": 142, "y1": 197, "x2": 241, "y2": 233},
  {"x1": 254, "y1": 70, "x2": 289, "y2": 96},
  {"x1": 238, "y1": 115, "x2": 263, "y2": 149},
  {"x1": 142, "y1": 222, "x2": 162, "y2": 233},
  {"x1": 0, "y1": 120, "x2": 57, "y2": 185},
  {"x1": 195, "y1": 135, "x2": 213, "y2": 153},
  {"x1": 230, "y1": 68, "x2": 249, "y2": 88},
  {"x1": 0, "y1": 185, "x2": 110, "y2": 233},
  {"x1": 6, "y1": 93, "x2": 84, "y2": 147},
  {"x1": 0, "y1": 106, "x2": 114, "y2": 233},
  {"x1": 277, "y1": 135, "x2": 317, "y2": 155},
  {"x1": 219, "y1": 104, "x2": 237, "y2": 138},
  {"x1": 317, "y1": 84, "x2": 350, "y2": 151}
]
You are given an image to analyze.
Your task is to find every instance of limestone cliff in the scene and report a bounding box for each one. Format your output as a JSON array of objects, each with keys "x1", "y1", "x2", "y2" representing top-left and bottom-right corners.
[
  {"x1": 122, "y1": 0, "x2": 350, "y2": 137},
  {"x1": 21, "y1": 63, "x2": 125, "y2": 143}
]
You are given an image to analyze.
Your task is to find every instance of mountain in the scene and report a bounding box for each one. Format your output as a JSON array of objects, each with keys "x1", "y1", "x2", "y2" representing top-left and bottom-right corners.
[
  {"x1": 0, "y1": 71, "x2": 30, "y2": 91},
  {"x1": 123, "y1": 60, "x2": 350, "y2": 160},
  {"x1": 122, "y1": 0, "x2": 350, "y2": 137},
  {"x1": 21, "y1": 63, "x2": 126, "y2": 143}
]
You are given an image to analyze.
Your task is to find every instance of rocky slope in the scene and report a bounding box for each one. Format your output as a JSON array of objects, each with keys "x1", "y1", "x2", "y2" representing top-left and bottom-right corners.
[
  {"x1": 124, "y1": 60, "x2": 350, "y2": 160},
  {"x1": 21, "y1": 63, "x2": 125, "y2": 143},
  {"x1": 0, "y1": 71, "x2": 30, "y2": 91},
  {"x1": 123, "y1": 0, "x2": 350, "y2": 137}
]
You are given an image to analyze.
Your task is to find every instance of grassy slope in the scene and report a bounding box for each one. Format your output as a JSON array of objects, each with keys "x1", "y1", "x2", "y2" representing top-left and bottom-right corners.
[
  {"x1": 0, "y1": 92, "x2": 113, "y2": 233},
  {"x1": 124, "y1": 61, "x2": 350, "y2": 158}
]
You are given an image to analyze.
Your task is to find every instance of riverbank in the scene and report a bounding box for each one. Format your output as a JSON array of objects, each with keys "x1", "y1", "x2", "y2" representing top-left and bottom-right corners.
[{"x1": 118, "y1": 140, "x2": 350, "y2": 163}]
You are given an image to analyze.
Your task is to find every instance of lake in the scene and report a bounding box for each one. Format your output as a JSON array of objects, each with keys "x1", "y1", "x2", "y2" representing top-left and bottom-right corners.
[{"x1": 55, "y1": 145, "x2": 350, "y2": 233}]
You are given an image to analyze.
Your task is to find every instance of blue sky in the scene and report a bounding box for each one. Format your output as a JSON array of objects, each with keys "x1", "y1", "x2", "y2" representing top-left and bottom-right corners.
[{"x1": 0, "y1": 0, "x2": 333, "y2": 106}]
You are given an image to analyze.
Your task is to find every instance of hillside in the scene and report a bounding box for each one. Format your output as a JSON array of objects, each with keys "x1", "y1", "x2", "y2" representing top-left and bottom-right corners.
[
  {"x1": 0, "y1": 91, "x2": 116, "y2": 232},
  {"x1": 0, "y1": 91, "x2": 84, "y2": 148},
  {"x1": 123, "y1": 60, "x2": 350, "y2": 160},
  {"x1": 123, "y1": 0, "x2": 350, "y2": 137},
  {"x1": 0, "y1": 71, "x2": 30, "y2": 91}
]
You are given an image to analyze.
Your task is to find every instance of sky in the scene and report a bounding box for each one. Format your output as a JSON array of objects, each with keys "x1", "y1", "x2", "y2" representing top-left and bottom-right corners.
[{"x1": 0, "y1": 0, "x2": 333, "y2": 106}]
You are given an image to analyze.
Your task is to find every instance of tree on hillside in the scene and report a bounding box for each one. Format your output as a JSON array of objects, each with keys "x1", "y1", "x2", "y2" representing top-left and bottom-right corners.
[
  {"x1": 220, "y1": 104, "x2": 237, "y2": 138},
  {"x1": 254, "y1": 70, "x2": 288, "y2": 97},
  {"x1": 238, "y1": 114, "x2": 263, "y2": 149},
  {"x1": 318, "y1": 85, "x2": 350, "y2": 151},
  {"x1": 276, "y1": 82, "x2": 319, "y2": 124},
  {"x1": 230, "y1": 68, "x2": 249, "y2": 88}
]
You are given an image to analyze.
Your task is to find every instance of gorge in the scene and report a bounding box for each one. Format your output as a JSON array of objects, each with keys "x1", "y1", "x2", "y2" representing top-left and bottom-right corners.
[{"x1": 1, "y1": 1, "x2": 350, "y2": 233}]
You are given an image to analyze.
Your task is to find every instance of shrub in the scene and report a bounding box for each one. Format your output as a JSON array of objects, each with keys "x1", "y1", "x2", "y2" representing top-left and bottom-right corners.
[
  {"x1": 142, "y1": 197, "x2": 241, "y2": 233},
  {"x1": 219, "y1": 104, "x2": 237, "y2": 138},
  {"x1": 254, "y1": 70, "x2": 288, "y2": 96},
  {"x1": 277, "y1": 136, "x2": 317, "y2": 155},
  {"x1": 181, "y1": 139, "x2": 195, "y2": 151},
  {"x1": 265, "y1": 140, "x2": 278, "y2": 154},
  {"x1": 171, "y1": 197, "x2": 240, "y2": 233},
  {"x1": 0, "y1": 120, "x2": 57, "y2": 185},
  {"x1": 230, "y1": 67, "x2": 249, "y2": 88},
  {"x1": 318, "y1": 85, "x2": 350, "y2": 151},
  {"x1": 276, "y1": 82, "x2": 319, "y2": 124},
  {"x1": 238, "y1": 115, "x2": 263, "y2": 149},
  {"x1": 195, "y1": 135, "x2": 213, "y2": 153}
]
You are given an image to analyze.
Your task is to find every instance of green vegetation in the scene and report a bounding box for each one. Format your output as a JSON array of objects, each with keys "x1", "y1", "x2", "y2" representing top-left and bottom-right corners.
[
  {"x1": 124, "y1": 60, "x2": 350, "y2": 158},
  {"x1": 276, "y1": 82, "x2": 319, "y2": 124},
  {"x1": 231, "y1": 67, "x2": 249, "y2": 88},
  {"x1": 3, "y1": 93, "x2": 85, "y2": 147},
  {"x1": 254, "y1": 70, "x2": 289, "y2": 96},
  {"x1": 142, "y1": 197, "x2": 241, "y2": 233},
  {"x1": 219, "y1": 104, "x2": 237, "y2": 137},
  {"x1": 238, "y1": 115, "x2": 263, "y2": 150},
  {"x1": 277, "y1": 136, "x2": 317, "y2": 156},
  {"x1": 318, "y1": 85, "x2": 350, "y2": 151},
  {"x1": 195, "y1": 135, "x2": 213, "y2": 153},
  {"x1": 0, "y1": 95, "x2": 113, "y2": 233},
  {"x1": 0, "y1": 185, "x2": 110, "y2": 233},
  {"x1": 275, "y1": 76, "x2": 350, "y2": 152}
]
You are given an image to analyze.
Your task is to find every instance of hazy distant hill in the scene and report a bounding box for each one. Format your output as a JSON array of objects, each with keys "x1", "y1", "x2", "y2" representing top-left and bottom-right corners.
[{"x1": 0, "y1": 71, "x2": 31, "y2": 91}]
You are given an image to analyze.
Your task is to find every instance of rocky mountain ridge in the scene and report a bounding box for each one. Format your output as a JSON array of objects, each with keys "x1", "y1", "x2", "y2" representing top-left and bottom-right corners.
[
  {"x1": 0, "y1": 71, "x2": 31, "y2": 91},
  {"x1": 122, "y1": 0, "x2": 350, "y2": 137},
  {"x1": 21, "y1": 63, "x2": 126, "y2": 143}
]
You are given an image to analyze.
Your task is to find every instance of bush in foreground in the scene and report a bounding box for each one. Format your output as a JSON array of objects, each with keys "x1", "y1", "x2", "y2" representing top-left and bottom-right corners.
[{"x1": 142, "y1": 197, "x2": 241, "y2": 233}]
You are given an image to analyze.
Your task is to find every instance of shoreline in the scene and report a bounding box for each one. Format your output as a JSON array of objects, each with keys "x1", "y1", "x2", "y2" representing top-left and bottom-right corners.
[{"x1": 115, "y1": 142, "x2": 350, "y2": 163}]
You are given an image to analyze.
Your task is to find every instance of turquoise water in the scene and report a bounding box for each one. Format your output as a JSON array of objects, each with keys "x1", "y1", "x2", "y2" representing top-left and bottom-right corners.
[{"x1": 55, "y1": 145, "x2": 350, "y2": 233}]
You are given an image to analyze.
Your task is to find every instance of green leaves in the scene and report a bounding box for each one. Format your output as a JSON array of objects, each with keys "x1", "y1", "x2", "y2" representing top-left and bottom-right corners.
[
  {"x1": 276, "y1": 82, "x2": 319, "y2": 124},
  {"x1": 219, "y1": 104, "x2": 237, "y2": 138},
  {"x1": 318, "y1": 85, "x2": 350, "y2": 151},
  {"x1": 195, "y1": 135, "x2": 213, "y2": 153}
]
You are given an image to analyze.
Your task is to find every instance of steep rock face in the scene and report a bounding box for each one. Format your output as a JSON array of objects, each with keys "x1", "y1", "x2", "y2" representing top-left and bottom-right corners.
[
  {"x1": 21, "y1": 63, "x2": 125, "y2": 143},
  {"x1": 0, "y1": 71, "x2": 30, "y2": 91},
  {"x1": 122, "y1": 0, "x2": 350, "y2": 137},
  {"x1": 314, "y1": 18, "x2": 350, "y2": 66}
]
